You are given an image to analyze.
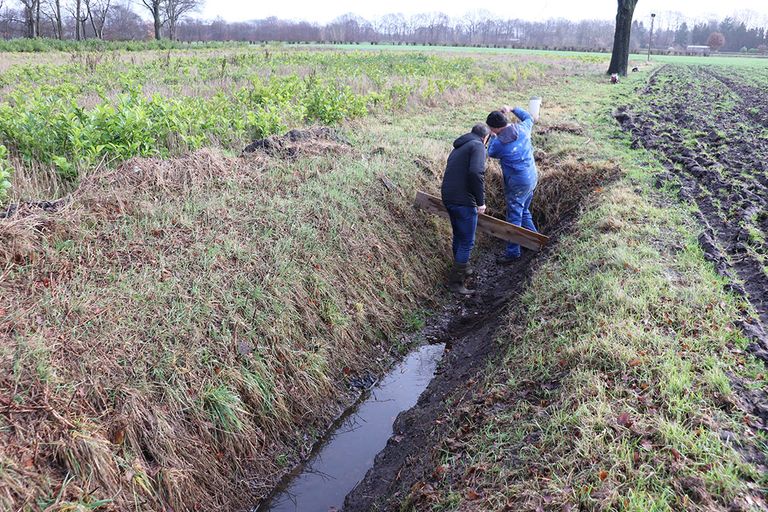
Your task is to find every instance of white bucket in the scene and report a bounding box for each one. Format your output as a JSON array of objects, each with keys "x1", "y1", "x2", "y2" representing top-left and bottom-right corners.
[{"x1": 528, "y1": 96, "x2": 542, "y2": 121}]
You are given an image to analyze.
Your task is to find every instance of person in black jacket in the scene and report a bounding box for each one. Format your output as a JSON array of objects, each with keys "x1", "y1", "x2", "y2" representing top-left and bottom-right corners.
[{"x1": 440, "y1": 123, "x2": 490, "y2": 295}]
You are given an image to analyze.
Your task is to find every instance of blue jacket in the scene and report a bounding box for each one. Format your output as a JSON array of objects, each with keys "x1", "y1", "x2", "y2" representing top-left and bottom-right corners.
[{"x1": 487, "y1": 107, "x2": 537, "y2": 186}]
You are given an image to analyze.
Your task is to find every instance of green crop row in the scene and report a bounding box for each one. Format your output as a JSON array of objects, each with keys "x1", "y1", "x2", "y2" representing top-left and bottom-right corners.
[
  {"x1": 0, "y1": 76, "x2": 373, "y2": 176},
  {"x1": 0, "y1": 48, "x2": 536, "y2": 200},
  {"x1": 0, "y1": 145, "x2": 11, "y2": 204},
  {"x1": 0, "y1": 38, "x2": 248, "y2": 53}
]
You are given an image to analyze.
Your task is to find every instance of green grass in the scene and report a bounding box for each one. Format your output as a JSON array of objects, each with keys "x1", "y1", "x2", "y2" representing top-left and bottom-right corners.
[
  {"x1": 414, "y1": 65, "x2": 765, "y2": 511},
  {"x1": 314, "y1": 43, "x2": 768, "y2": 67}
]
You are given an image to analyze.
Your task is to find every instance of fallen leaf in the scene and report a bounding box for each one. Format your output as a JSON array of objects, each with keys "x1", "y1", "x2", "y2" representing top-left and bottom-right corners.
[
  {"x1": 617, "y1": 412, "x2": 633, "y2": 427},
  {"x1": 628, "y1": 358, "x2": 642, "y2": 367},
  {"x1": 113, "y1": 428, "x2": 126, "y2": 445},
  {"x1": 466, "y1": 489, "x2": 482, "y2": 500},
  {"x1": 433, "y1": 464, "x2": 448, "y2": 478},
  {"x1": 670, "y1": 448, "x2": 682, "y2": 461},
  {"x1": 598, "y1": 470, "x2": 608, "y2": 481}
]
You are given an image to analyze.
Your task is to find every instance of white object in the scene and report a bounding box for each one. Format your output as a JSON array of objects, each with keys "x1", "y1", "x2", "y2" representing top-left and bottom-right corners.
[{"x1": 528, "y1": 96, "x2": 542, "y2": 121}]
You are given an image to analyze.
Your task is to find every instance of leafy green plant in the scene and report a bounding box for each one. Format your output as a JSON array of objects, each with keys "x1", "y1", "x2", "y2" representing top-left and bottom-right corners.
[{"x1": 0, "y1": 145, "x2": 12, "y2": 204}]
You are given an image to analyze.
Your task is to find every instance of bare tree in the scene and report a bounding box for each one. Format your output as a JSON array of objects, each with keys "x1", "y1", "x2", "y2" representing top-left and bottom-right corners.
[
  {"x1": 41, "y1": 0, "x2": 63, "y2": 38},
  {"x1": 67, "y1": 0, "x2": 89, "y2": 39},
  {"x1": 137, "y1": 0, "x2": 162, "y2": 39},
  {"x1": 163, "y1": 0, "x2": 200, "y2": 40},
  {"x1": 19, "y1": 0, "x2": 41, "y2": 37},
  {"x1": 85, "y1": 0, "x2": 111, "y2": 38},
  {"x1": 103, "y1": 1, "x2": 145, "y2": 39},
  {"x1": 608, "y1": 0, "x2": 639, "y2": 75},
  {"x1": 463, "y1": 10, "x2": 492, "y2": 45}
]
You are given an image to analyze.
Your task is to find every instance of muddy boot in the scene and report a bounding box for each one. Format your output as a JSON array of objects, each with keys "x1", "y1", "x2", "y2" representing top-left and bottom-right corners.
[{"x1": 449, "y1": 263, "x2": 474, "y2": 295}]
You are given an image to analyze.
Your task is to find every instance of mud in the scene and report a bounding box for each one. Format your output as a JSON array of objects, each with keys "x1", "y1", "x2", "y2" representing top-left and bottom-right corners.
[
  {"x1": 616, "y1": 65, "x2": 768, "y2": 360},
  {"x1": 242, "y1": 127, "x2": 349, "y2": 158},
  {"x1": 342, "y1": 226, "x2": 570, "y2": 511}
]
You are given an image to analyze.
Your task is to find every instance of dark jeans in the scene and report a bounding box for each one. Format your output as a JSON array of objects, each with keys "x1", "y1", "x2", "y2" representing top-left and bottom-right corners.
[
  {"x1": 445, "y1": 203, "x2": 478, "y2": 265},
  {"x1": 505, "y1": 180, "x2": 537, "y2": 258}
]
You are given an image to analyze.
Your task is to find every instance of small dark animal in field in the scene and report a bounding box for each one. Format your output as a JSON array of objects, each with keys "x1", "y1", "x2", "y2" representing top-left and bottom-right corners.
[
  {"x1": 610, "y1": 73, "x2": 620, "y2": 84},
  {"x1": 632, "y1": 67, "x2": 639, "y2": 72}
]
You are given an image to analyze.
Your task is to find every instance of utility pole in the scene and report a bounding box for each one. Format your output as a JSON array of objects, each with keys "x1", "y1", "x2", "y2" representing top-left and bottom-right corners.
[{"x1": 648, "y1": 13, "x2": 656, "y2": 61}]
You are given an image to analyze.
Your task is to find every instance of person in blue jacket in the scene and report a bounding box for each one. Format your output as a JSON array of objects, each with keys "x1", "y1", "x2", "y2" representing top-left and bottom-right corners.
[{"x1": 486, "y1": 106, "x2": 538, "y2": 264}]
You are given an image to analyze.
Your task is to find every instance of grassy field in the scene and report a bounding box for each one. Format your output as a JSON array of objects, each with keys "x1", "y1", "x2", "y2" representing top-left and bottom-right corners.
[
  {"x1": 1, "y1": 44, "x2": 766, "y2": 511},
  {"x1": 401, "y1": 66, "x2": 768, "y2": 511},
  {"x1": 0, "y1": 46, "x2": 601, "y2": 510},
  {"x1": 318, "y1": 43, "x2": 768, "y2": 67}
]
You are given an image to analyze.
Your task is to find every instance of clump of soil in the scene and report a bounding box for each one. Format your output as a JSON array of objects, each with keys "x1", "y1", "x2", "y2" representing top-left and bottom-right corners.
[
  {"x1": 1, "y1": 198, "x2": 67, "y2": 219},
  {"x1": 242, "y1": 127, "x2": 350, "y2": 158}
]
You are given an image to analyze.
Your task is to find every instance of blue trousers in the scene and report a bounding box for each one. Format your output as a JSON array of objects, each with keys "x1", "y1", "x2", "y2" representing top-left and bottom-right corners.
[
  {"x1": 505, "y1": 181, "x2": 537, "y2": 258},
  {"x1": 444, "y1": 203, "x2": 478, "y2": 265}
]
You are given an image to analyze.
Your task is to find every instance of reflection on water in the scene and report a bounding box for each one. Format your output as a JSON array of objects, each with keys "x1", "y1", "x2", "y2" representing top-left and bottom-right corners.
[{"x1": 257, "y1": 343, "x2": 445, "y2": 512}]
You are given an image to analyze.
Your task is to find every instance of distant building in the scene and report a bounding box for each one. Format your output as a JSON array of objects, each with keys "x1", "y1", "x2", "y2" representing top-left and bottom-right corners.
[{"x1": 686, "y1": 45, "x2": 711, "y2": 56}]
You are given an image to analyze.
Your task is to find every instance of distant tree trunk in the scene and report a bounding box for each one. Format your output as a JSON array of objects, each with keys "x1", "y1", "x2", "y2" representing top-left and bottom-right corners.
[
  {"x1": 55, "y1": 0, "x2": 62, "y2": 38},
  {"x1": 34, "y1": 0, "x2": 40, "y2": 36},
  {"x1": 152, "y1": 6, "x2": 161, "y2": 39},
  {"x1": 75, "y1": 0, "x2": 82, "y2": 39},
  {"x1": 85, "y1": 0, "x2": 111, "y2": 39},
  {"x1": 608, "y1": 0, "x2": 639, "y2": 75}
]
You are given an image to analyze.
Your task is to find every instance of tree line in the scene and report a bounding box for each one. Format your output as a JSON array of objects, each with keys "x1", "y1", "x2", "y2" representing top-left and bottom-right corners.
[
  {"x1": 0, "y1": 0, "x2": 201, "y2": 40},
  {"x1": 0, "y1": 1, "x2": 766, "y2": 54}
]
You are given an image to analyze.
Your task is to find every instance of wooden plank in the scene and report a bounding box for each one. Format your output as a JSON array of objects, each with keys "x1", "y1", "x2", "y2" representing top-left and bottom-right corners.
[{"x1": 413, "y1": 191, "x2": 550, "y2": 252}]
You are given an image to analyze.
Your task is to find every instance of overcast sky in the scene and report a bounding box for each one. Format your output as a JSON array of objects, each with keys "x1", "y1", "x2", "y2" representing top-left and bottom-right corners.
[{"x1": 201, "y1": 0, "x2": 768, "y2": 25}]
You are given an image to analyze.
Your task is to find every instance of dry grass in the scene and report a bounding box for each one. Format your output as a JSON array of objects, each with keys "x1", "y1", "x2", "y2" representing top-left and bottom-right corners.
[
  {"x1": 482, "y1": 154, "x2": 619, "y2": 233},
  {"x1": 0, "y1": 141, "x2": 446, "y2": 510}
]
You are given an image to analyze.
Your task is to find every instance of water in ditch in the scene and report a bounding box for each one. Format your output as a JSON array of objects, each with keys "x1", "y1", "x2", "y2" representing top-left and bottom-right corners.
[{"x1": 256, "y1": 343, "x2": 446, "y2": 512}]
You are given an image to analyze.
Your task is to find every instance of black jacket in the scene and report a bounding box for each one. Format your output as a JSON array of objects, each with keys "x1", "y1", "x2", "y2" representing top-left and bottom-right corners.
[{"x1": 440, "y1": 132, "x2": 486, "y2": 208}]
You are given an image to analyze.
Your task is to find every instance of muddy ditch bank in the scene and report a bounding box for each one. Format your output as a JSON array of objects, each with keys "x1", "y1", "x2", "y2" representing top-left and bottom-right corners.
[
  {"x1": 340, "y1": 208, "x2": 587, "y2": 511},
  {"x1": 247, "y1": 233, "x2": 554, "y2": 511},
  {"x1": 615, "y1": 64, "x2": 768, "y2": 360}
]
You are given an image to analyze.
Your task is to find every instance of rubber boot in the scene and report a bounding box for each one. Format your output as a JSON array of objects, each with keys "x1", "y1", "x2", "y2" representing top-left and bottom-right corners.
[{"x1": 449, "y1": 262, "x2": 474, "y2": 295}]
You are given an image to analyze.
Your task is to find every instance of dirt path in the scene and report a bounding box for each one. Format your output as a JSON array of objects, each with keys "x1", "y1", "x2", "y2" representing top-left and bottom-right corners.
[{"x1": 343, "y1": 228, "x2": 566, "y2": 510}]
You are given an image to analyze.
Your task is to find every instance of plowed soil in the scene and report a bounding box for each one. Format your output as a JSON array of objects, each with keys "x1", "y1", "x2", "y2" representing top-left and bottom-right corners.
[
  {"x1": 617, "y1": 63, "x2": 768, "y2": 446},
  {"x1": 616, "y1": 64, "x2": 768, "y2": 357}
]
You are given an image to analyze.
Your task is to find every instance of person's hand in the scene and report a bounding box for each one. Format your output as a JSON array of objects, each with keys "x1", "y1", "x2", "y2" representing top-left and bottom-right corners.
[
  {"x1": 477, "y1": 205, "x2": 487, "y2": 215},
  {"x1": 500, "y1": 105, "x2": 512, "y2": 114}
]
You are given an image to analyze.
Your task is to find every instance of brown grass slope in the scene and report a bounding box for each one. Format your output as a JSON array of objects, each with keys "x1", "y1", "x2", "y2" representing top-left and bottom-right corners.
[{"x1": 0, "y1": 138, "x2": 446, "y2": 511}]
